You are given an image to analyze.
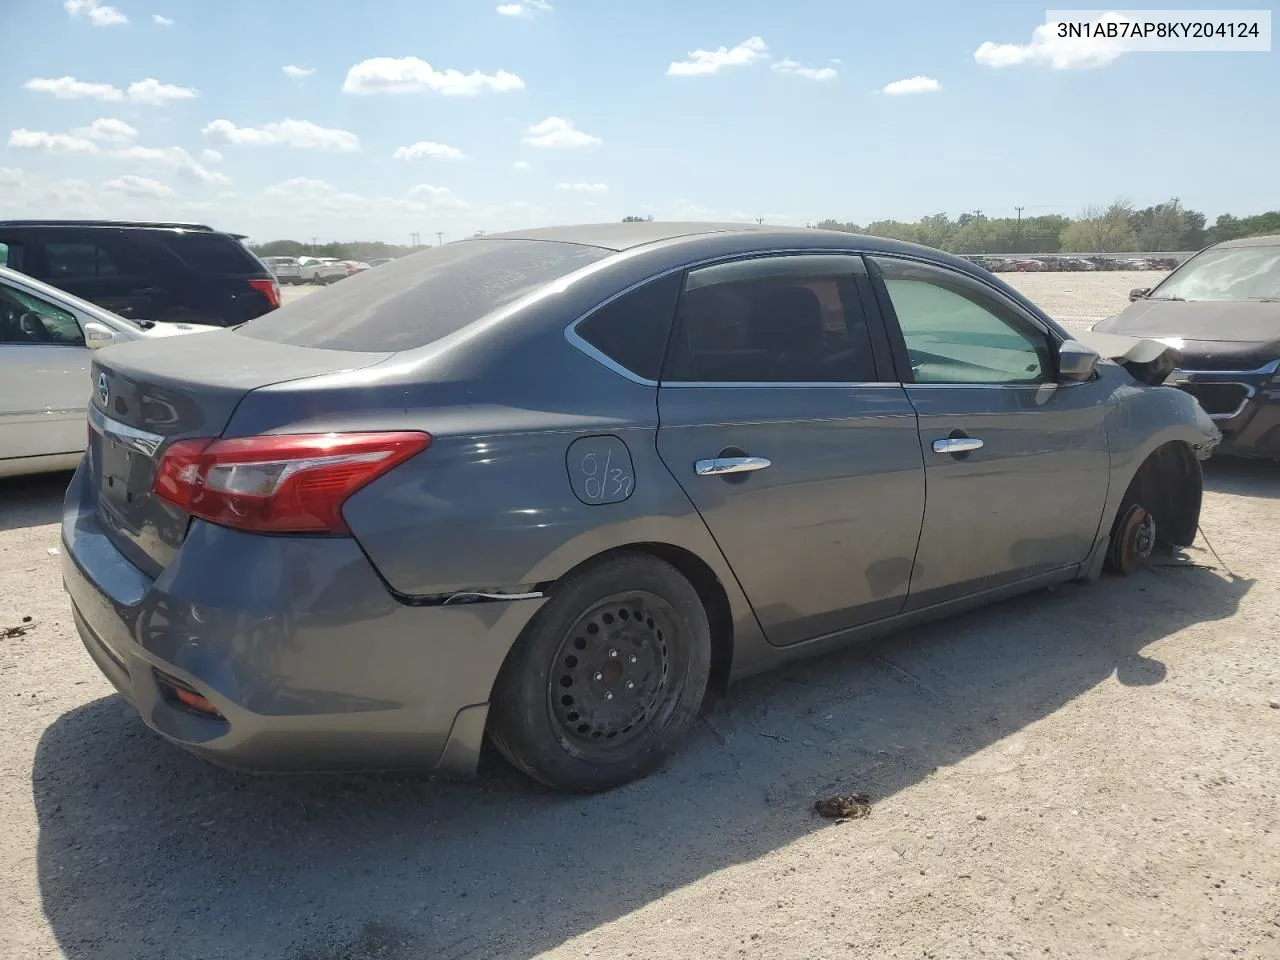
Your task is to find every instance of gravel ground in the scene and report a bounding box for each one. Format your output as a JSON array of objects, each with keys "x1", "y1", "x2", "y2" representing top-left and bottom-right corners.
[{"x1": 2, "y1": 272, "x2": 1278, "y2": 960}]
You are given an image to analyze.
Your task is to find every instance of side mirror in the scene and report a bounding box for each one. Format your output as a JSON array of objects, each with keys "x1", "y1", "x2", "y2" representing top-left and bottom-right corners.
[
  {"x1": 1129, "y1": 287, "x2": 1151, "y2": 302},
  {"x1": 83, "y1": 321, "x2": 116, "y2": 349},
  {"x1": 1057, "y1": 340, "x2": 1100, "y2": 383}
]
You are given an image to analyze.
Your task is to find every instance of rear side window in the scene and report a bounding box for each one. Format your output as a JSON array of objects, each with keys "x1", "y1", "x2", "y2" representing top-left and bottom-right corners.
[
  {"x1": 162, "y1": 232, "x2": 266, "y2": 275},
  {"x1": 236, "y1": 239, "x2": 610, "y2": 351},
  {"x1": 573, "y1": 272, "x2": 683, "y2": 381},
  {"x1": 663, "y1": 254, "x2": 879, "y2": 383},
  {"x1": 46, "y1": 241, "x2": 121, "y2": 278}
]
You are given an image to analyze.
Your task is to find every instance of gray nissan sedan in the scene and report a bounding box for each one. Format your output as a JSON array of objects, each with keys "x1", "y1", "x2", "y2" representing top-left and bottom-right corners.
[{"x1": 62, "y1": 222, "x2": 1220, "y2": 793}]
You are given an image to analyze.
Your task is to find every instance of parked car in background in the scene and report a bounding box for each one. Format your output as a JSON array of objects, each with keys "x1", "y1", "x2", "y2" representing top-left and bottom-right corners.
[
  {"x1": 0, "y1": 264, "x2": 217, "y2": 477},
  {"x1": 0, "y1": 220, "x2": 279, "y2": 328},
  {"x1": 1091, "y1": 233, "x2": 1280, "y2": 459},
  {"x1": 296, "y1": 257, "x2": 348, "y2": 285},
  {"x1": 62, "y1": 222, "x2": 1217, "y2": 795},
  {"x1": 263, "y1": 256, "x2": 304, "y2": 285},
  {"x1": 342, "y1": 260, "x2": 372, "y2": 276}
]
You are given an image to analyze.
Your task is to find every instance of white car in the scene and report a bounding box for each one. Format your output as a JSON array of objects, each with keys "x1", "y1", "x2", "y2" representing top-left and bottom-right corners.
[
  {"x1": 0, "y1": 265, "x2": 218, "y2": 478},
  {"x1": 297, "y1": 257, "x2": 348, "y2": 285},
  {"x1": 262, "y1": 256, "x2": 304, "y2": 284}
]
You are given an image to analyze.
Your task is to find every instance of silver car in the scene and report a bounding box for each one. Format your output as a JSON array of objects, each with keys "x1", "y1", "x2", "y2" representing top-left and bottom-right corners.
[
  {"x1": 0, "y1": 265, "x2": 218, "y2": 478},
  {"x1": 60, "y1": 223, "x2": 1219, "y2": 793}
]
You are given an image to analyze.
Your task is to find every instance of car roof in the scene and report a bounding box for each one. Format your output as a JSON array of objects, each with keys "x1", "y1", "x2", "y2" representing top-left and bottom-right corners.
[
  {"x1": 1214, "y1": 233, "x2": 1280, "y2": 249},
  {"x1": 484, "y1": 220, "x2": 820, "y2": 251},
  {"x1": 0, "y1": 219, "x2": 246, "y2": 239}
]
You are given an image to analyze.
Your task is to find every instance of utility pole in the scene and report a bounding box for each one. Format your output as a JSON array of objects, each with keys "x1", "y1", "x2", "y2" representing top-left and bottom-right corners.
[
  {"x1": 755, "y1": 216, "x2": 764, "y2": 224},
  {"x1": 410, "y1": 232, "x2": 420, "y2": 248},
  {"x1": 435, "y1": 232, "x2": 443, "y2": 246},
  {"x1": 310, "y1": 236, "x2": 318, "y2": 252},
  {"x1": 1014, "y1": 206, "x2": 1024, "y2": 247}
]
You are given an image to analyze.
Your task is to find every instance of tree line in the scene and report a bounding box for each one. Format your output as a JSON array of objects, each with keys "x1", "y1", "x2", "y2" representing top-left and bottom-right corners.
[
  {"x1": 247, "y1": 201, "x2": 1280, "y2": 259},
  {"x1": 808, "y1": 199, "x2": 1280, "y2": 254}
]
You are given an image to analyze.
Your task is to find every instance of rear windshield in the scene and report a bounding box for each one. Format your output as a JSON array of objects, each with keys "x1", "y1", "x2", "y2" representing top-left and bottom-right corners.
[
  {"x1": 163, "y1": 231, "x2": 268, "y2": 275},
  {"x1": 235, "y1": 239, "x2": 610, "y2": 351}
]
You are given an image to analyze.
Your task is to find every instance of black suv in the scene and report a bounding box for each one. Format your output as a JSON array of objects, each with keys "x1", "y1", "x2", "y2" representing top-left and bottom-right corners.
[{"x1": 0, "y1": 220, "x2": 279, "y2": 327}]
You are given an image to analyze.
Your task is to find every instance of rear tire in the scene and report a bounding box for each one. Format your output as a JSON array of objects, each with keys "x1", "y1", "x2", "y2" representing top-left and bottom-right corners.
[{"x1": 487, "y1": 552, "x2": 711, "y2": 793}]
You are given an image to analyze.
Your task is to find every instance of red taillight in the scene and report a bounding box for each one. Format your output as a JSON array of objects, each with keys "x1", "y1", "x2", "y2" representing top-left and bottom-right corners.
[
  {"x1": 248, "y1": 277, "x2": 281, "y2": 309},
  {"x1": 152, "y1": 432, "x2": 430, "y2": 533}
]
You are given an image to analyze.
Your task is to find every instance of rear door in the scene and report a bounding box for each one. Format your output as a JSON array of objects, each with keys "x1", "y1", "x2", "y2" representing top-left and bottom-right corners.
[
  {"x1": 0, "y1": 276, "x2": 91, "y2": 462},
  {"x1": 655, "y1": 253, "x2": 925, "y2": 648},
  {"x1": 865, "y1": 255, "x2": 1112, "y2": 609}
]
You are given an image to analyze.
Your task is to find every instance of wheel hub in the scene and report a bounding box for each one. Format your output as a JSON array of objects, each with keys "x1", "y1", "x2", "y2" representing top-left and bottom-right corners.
[{"x1": 548, "y1": 592, "x2": 674, "y2": 751}]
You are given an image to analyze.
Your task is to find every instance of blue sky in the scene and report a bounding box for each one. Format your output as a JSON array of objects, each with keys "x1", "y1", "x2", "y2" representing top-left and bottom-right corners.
[{"x1": 0, "y1": 0, "x2": 1276, "y2": 243}]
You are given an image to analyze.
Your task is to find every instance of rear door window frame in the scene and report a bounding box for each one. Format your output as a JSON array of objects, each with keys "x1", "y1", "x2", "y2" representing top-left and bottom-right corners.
[{"x1": 658, "y1": 251, "x2": 900, "y2": 386}]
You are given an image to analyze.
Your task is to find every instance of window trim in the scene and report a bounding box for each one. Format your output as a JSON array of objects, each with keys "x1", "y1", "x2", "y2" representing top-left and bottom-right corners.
[
  {"x1": 564, "y1": 249, "x2": 899, "y2": 387},
  {"x1": 864, "y1": 253, "x2": 1062, "y2": 388}
]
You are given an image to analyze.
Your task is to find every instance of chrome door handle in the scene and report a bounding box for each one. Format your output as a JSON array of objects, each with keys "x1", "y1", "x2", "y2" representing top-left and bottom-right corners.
[
  {"x1": 932, "y1": 437, "x2": 984, "y2": 454},
  {"x1": 695, "y1": 456, "x2": 772, "y2": 476}
]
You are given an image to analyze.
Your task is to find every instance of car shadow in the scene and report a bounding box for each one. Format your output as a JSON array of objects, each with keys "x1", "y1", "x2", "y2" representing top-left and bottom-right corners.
[
  {"x1": 33, "y1": 562, "x2": 1251, "y2": 960},
  {"x1": 1203, "y1": 457, "x2": 1280, "y2": 500},
  {"x1": 0, "y1": 471, "x2": 72, "y2": 533}
]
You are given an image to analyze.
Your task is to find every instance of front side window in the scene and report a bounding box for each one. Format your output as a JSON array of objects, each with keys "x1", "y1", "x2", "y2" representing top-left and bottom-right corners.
[
  {"x1": 0, "y1": 283, "x2": 84, "y2": 345},
  {"x1": 1150, "y1": 244, "x2": 1280, "y2": 302},
  {"x1": 870, "y1": 257, "x2": 1051, "y2": 385},
  {"x1": 663, "y1": 255, "x2": 878, "y2": 383}
]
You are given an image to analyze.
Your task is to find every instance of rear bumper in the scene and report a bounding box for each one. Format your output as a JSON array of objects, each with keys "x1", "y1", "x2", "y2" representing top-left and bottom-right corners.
[{"x1": 60, "y1": 462, "x2": 546, "y2": 775}]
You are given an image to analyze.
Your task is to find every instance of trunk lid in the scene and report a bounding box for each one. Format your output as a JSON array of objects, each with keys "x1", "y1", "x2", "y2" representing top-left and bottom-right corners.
[{"x1": 87, "y1": 330, "x2": 392, "y2": 577}]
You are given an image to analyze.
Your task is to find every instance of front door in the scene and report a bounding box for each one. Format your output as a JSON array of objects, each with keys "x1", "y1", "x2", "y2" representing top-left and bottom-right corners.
[
  {"x1": 865, "y1": 255, "x2": 1112, "y2": 609},
  {"x1": 0, "y1": 278, "x2": 91, "y2": 463},
  {"x1": 656, "y1": 253, "x2": 926, "y2": 647}
]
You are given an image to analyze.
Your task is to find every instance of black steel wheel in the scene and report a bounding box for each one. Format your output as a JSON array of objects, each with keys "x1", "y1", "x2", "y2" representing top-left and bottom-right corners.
[
  {"x1": 1105, "y1": 502, "x2": 1157, "y2": 575},
  {"x1": 488, "y1": 553, "x2": 711, "y2": 793}
]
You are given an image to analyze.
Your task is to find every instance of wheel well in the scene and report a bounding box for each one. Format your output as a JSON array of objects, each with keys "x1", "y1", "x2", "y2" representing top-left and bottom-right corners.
[
  {"x1": 549, "y1": 543, "x2": 736, "y2": 694},
  {"x1": 1118, "y1": 441, "x2": 1202, "y2": 547}
]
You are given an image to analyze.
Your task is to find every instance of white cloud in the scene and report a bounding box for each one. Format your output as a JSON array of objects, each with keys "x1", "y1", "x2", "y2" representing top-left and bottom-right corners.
[
  {"x1": 0, "y1": 168, "x2": 24, "y2": 188},
  {"x1": 111, "y1": 145, "x2": 229, "y2": 184},
  {"x1": 497, "y1": 0, "x2": 551, "y2": 16},
  {"x1": 152, "y1": 13, "x2": 173, "y2": 26},
  {"x1": 882, "y1": 75, "x2": 941, "y2": 95},
  {"x1": 975, "y1": 18, "x2": 1127, "y2": 69},
  {"x1": 772, "y1": 59, "x2": 837, "y2": 81},
  {"x1": 667, "y1": 36, "x2": 767, "y2": 76},
  {"x1": 126, "y1": 78, "x2": 199, "y2": 105},
  {"x1": 392, "y1": 140, "x2": 466, "y2": 161},
  {"x1": 512, "y1": 160, "x2": 530, "y2": 171},
  {"x1": 406, "y1": 184, "x2": 468, "y2": 209},
  {"x1": 200, "y1": 148, "x2": 222, "y2": 164},
  {"x1": 203, "y1": 118, "x2": 360, "y2": 151},
  {"x1": 283, "y1": 64, "x2": 315, "y2": 79},
  {"x1": 555, "y1": 182, "x2": 608, "y2": 193},
  {"x1": 104, "y1": 175, "x2": 176, "y2": 199},
  {"x1": 342, "y1": 56, "x2": 524, "y2": 95},
  {"x1": 22, "y1": 76, "x2": 197, "y2": 104},
  {"x1": 45, "y1": 178, "x2": 95, "y2": 204},
  {"x1": 263, "y1": 177, "x2": 332, "y2": 198},
  {"x1": 72, "y1": 117, "x2": 138, "y2": 143},
  {"x1": 8, "y1": 129, "x2": 102, "y2": 155},
  {"x1": 671, "y1": 198, "x2": 713, "y2": 218},
  {"x1": 23, "y1": 76, "x2": 124, "y2": 101},
  {"x1": 65, "y1": 0, "x2": 127, "y2": 26},
  {"x1": 522, "y1": 116, "x2": 601, "y2": 148}
]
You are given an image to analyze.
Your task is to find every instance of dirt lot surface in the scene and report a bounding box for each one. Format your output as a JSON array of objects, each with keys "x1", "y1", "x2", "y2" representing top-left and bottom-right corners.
[{"x1": 2, "y1": 273, "x2": 1278, "y2": 960}]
